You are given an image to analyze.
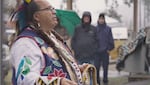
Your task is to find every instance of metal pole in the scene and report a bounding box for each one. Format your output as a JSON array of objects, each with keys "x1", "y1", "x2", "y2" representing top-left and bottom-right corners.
[
  {"x1": 0, "y1": 0, "x2": 2, "y2": 84},
  {"x1": 144, "y1": 2, "x2": 146, "y2": 26},
  {"x1": 139, "y1": 0, "x2": 141, "y2": 29},
  {"x1": 67, "y1": 0, "x2": 72, "y2": 10},
  {"x1": 133, "y1": 0, "x2": 138, "y2": 37}
]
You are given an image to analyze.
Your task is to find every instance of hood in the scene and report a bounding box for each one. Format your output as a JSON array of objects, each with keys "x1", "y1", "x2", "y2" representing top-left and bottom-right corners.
[
  {"x1": 99, "y1": 13, "x2": 105, "y2": 19},
  {"x1": 97, "y1": 13, "x2": 106, "y2": 26},
  {"x1": 81, "y1": 11, "x2": 92, "y2": 24}
]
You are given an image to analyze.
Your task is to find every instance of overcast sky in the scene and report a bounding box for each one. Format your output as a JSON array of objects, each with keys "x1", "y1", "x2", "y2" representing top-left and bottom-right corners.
[
  {"x1": 47, "y1": 0, "x2": 124, "y2": 12},
  {"x1": 47, "y1": 0, "x2": 134, "y2": 28},
  {"x1": 47, "y1": 0, "x2": 128, "y2": 17},
  {"x1": 48, "y1": 0, "x2": 106, "y2": 12}
]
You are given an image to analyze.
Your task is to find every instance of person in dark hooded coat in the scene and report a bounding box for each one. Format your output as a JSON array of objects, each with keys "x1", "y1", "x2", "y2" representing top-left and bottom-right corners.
[
  {"x1": 71, "y1": 11, "x2": 98, "y2": 64},
  {"x1": 94, "y1": 13, "x2": 114, "y2": 85}
]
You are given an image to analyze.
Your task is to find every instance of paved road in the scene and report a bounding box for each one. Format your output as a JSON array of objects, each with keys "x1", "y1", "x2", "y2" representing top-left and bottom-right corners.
[
  {"x1": 106, "y1": 63, "x2": 129, "y2": 78},
  {"x1": 124, "y1": 80, "x2": 150, "y2": 85},
  {"x1": 103, "y1": 63, "x2": 150, "y2": 85},
  {"x1": 98, "y1": 63, "x2": 129, "y2": 85}
]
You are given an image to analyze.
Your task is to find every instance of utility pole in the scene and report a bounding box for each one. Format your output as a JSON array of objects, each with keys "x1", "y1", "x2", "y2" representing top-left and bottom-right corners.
[
  {"x1": 0, "y1": 0, "x2": 2, "y2": 84},
  {"x1": 133, "y1": 0, "x2": 138, "y2": 37},
  {"x1": 67, "y1": 0, "x2": 72, "y2": 10}
]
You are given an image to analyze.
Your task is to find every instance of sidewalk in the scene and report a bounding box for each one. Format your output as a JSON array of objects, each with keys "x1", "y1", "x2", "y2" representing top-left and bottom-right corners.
[
  {"x1": 109, "y1": 59, "x2": 117, "y2": 64},
  {"x1": 124, "y1": 80, "x2": 150, "y2": 85},
  {"x1": 98, "y1": 62, "x2": 129, "y2": 85},
  {"x1": 106, "y1": 60, "x2": 150, "y2": 85},
  {"x1": 100, "y1": 61, "x2": 129, "y2": 78}
]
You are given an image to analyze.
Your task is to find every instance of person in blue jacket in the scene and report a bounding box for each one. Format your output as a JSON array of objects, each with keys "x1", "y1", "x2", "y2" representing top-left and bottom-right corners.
[{"x1": 95, "y1": 13, "x2": 114, "y2": 85}]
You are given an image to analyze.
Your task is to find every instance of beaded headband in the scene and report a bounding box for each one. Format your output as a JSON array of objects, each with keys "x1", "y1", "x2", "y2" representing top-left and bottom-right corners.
[{"x1": 25, "y1": 0, "x2": 31, "y2": 3}]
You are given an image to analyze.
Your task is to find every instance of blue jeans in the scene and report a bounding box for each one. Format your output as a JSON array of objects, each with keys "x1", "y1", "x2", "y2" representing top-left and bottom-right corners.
[{"x1": 94, "y1": 51, "x2": 109, "y2": 84}]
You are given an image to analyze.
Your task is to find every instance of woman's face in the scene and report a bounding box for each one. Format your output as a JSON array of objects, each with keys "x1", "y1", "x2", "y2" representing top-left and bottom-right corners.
[{"x1": 34, "y1": 0, "x2": 58, "y2": 32}]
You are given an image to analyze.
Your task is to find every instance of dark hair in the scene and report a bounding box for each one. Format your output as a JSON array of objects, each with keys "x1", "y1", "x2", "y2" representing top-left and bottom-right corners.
[
  {"x1": 15, "y1": 0, "x2": 40, "y2": 34},
  {"x1": 17, "y1": 0, "x2": 62, "y2": 48},
  {"x1": 26, "y1": 1, "x2": 65, "y2": 57},
  {"x1": 33, "y1": 28, "x2": 65, "y2": 61},
  {"x1": 11, "y1": 1, "x2": 47, "y2": 45},
  {"x1": 25, "y1": 1, "x2": 55, "y2": 45},
  {"x1": 99, "y1": 13, "x2": 105, "y2": 19},
  {"x1": 13, "y1": 0, "x2": 66, "y2": 59},
  {"x1": 26, "y1": 0, "x2": 40, "y2": 24}
]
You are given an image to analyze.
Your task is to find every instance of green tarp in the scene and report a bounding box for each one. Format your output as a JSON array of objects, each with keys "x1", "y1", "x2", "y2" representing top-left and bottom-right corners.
[{"x1": 56, "y1": 9, "x2": 81, "y2": 36}]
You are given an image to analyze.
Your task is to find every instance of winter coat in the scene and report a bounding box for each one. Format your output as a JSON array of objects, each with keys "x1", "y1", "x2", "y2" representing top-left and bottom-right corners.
[
  {"x1": 96, "y1": 24, "x2": 114, "y2": 53},
  {"x1": 71, "y1": 24, "x2": 98, "y2": 59}
]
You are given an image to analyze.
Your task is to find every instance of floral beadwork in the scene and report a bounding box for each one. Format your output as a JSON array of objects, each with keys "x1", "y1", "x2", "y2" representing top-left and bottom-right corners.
[
  {"x1": 34, "y1": 37, "x2": 45, "y2": 46},
  {"x1": 16, "y1": 56, "x2": 32, "y2": 80},
  {"x1": 47, "y1": 69, "x2": 67, "y2": 80},
  {"x1": 43, "y1": 60, "x2": 62, "y2": 75}
]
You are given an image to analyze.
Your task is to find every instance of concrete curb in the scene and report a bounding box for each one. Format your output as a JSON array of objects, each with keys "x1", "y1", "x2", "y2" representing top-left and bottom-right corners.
[{"x1": 109, "y1": 59, "x2": 117, "y2": 64}]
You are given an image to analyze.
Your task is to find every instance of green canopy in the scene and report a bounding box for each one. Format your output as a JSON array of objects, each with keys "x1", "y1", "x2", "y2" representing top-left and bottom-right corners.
[{"x1": 56, "y1": 9, "x2": 81, "y2": 36}]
